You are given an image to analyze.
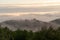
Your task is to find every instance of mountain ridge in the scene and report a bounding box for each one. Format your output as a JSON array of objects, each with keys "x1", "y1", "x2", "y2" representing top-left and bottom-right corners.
[{"x1": 0, "y1": 18, "x2": 60, "y2": 31}]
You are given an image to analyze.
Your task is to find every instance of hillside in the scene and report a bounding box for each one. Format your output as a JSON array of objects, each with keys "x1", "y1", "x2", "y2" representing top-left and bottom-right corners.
[
  {"x1": 51, "y1": 19, "x2": 60, "y2": 25},
  {"x1": 1, "y1": 18, "x2": 60, "y2": 31},
  {"x1": 0, "y1": 19, "x2": 50, "y2": 31}
]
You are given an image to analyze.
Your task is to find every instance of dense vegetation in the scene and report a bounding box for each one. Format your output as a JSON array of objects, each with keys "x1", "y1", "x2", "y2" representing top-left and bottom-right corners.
[{"x1": 0, "y1": 26, "x2": 60, "y2": 40}]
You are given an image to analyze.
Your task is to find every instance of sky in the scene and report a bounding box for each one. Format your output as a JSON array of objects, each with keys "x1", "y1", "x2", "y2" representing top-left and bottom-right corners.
[
  {"x1": 0, "y1": 0, "x2": 60, "y2": 4},
  {"x1": 0, "y1": 0, "x2": 60, "y2": 13},
  {"x1": 0, "y1": 0, "x2": 60, "y2": 22}
]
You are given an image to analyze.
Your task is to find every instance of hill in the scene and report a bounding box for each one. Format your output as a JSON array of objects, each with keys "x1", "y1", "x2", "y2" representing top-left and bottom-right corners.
[
  {"x1": 1, "y1": 18, "x2": 60, "y2": 31},
  {"x1": 51, "y1": 19, "x2": 60, "y2": 25}
]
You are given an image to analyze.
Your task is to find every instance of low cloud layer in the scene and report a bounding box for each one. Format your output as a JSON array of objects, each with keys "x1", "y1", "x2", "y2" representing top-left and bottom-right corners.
[
  {"x1": 0, "y1": 5, "x2": 60, "y2": 22},
  {"x1": 0, "y1": 5, "x2": 60, "y2": 13},
  {"x1": 0, "y1": 13, "x2": 60, "y2": 22}
]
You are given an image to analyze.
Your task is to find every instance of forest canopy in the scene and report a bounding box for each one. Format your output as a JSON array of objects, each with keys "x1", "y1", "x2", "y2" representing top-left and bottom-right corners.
[{"x1": 0, "y1": 26, "x2": 60, "y2": 40}]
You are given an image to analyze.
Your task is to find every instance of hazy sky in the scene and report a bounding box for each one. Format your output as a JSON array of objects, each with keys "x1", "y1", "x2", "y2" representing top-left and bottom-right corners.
[
  {"x1": 0, "y1": 0, "x2": 60, "y2": 14},
  {"x1": 0, "y1": 0, "x2": 60, "y2": 4},
  {"x1": 0, "y1": 0, "x2": 60, "y2": 15},
  {"x1": 0, "y1": 0, "x2": 60, "y2": 22}
]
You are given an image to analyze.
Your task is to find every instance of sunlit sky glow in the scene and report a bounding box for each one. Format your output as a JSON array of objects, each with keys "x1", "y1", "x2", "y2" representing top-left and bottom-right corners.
[
  {"x1": 0, "y1": 0, "x2": 60, "y2": 15},
  {"x1": 0, "y1": 0, "x2": 60, "y2": 4},
  {"x1": 0, "y1": 11, "x2": 59, "y2": 16}
]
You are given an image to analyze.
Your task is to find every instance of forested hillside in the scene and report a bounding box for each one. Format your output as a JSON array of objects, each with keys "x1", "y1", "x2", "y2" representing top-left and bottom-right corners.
[{"x1": 0, "y1": 26, "x2": 60, "y2": 40}]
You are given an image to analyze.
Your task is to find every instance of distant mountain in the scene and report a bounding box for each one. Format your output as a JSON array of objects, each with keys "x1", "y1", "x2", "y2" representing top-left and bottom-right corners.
[
  {"x1": 49, "y1": 19, "x2": 60, "y2": 28},
  {"x1": 1, "y1": 18, "x2": 60, "y2": 31},
  {"x1": 1, "y1": 19, "x2": 50, "y2": 31},
  {"x1": 51, "y1": 19, "x2": 60, "y2": 25}
]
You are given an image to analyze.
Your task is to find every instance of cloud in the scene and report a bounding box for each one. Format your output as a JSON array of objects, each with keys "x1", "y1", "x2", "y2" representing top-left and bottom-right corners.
[
  {"x1": 0, "y1": 5, "x2": 60, "y2": 13},
  {"x1": 0, "y1": 4, "x2": 60, "y2": 22},
  {"x1": 0, "y1": 13, "x2": 60, "y2": 22}
]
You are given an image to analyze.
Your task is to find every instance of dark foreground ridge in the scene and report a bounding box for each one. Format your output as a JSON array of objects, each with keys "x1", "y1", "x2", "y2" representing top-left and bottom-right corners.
[{"x1": 0, "y1": 25, "x2": 60, "y2": 40}]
